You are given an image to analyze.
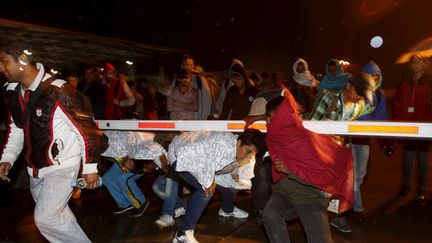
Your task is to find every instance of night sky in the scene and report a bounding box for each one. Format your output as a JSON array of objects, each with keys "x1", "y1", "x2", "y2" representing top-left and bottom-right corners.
[{"x1": 1, "y1": 0, "x2": 432, "y2": 87}]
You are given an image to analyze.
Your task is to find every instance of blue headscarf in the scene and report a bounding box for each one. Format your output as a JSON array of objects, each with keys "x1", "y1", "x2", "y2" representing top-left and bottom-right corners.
[{"x1": 318, "y1": 58, "x2": 351, "y2": 91}]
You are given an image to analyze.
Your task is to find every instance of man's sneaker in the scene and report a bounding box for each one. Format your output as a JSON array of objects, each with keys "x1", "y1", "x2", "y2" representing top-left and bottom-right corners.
[
  {"x1": 172, "y1": 230, "x2": 199, "y2": 243},
  {"x1": 174, "y1": 207, "x2": 186, "y2": 218},
  {"x1": 155, "y1": 214, "x2": 175, "y2": 228},
  {"x1": 330, "y1": 216, "x2": 352, "y2": 233},
  {"x1": 218, "y1": 206, "x2": 249, "y2": 219},
  {"x1": 113, "y1": 205, "x2": 134, "y2": 215},
  {"x1": 129, "y1": 201, "x2": 150, "y2": 218}
]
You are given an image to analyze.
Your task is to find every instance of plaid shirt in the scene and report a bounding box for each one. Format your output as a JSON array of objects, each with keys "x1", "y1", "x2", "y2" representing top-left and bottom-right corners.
[{"x1": 310, "y1": 91, "x2": 364, "y2": 121}]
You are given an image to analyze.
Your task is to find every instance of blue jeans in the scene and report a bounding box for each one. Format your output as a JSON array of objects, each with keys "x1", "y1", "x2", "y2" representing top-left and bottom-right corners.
[
  {"x1": 351, "y1": 144, "x2": 370, "y2": 212},
  {"x1": 177, "y1": 172, "x2": 213, "y2": 231},
  {"x1": 218, "y1": 185, "x2": 238, "y2": 213},
  {"x1": 152, "y1": 174, "x2": 186, "y2": 216},
  {"x1": 103, "y1": 163, "x2": 145, "y2": 208}
]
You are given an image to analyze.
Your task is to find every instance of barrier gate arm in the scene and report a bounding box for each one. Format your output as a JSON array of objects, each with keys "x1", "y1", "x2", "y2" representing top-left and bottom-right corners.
[{"x1": 95, "y1": 120, "x2": 432, "y2": 139}]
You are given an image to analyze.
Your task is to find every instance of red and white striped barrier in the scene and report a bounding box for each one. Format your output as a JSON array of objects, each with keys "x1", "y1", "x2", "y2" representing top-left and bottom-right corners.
[{"x1": 95, "y1": 120, "x2": 432, "y2": 139}]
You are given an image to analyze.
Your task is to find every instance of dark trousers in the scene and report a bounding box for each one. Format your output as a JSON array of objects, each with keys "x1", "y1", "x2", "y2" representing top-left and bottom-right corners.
[
  {"x1": 263, "y1": 177, "x2": 333, "y2": 243},
  {"x1": 251, "y1": 155, "x2": 273, "y2": 212},
  {"x1": 401, "y1": 140, "x2": 431, "y2": 194}
]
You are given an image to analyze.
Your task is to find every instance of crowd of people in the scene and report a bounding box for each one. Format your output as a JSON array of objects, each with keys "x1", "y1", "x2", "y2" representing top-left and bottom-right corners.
[{"x1": 1, "y1": 36, "x2": 432, "y2": 243}]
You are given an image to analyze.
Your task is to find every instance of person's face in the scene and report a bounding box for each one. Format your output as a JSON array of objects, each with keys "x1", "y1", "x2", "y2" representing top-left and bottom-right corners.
[
  {"x1": 95, "y1": 67, "x2": 104, "y2": 83},
  {"x1": 0, "y1": 51, "x2": 23, "y2": 82},
  {"x1": 328, "y1": 64, "x2": 337, "y2": 75},
  {"x1": 181, "y1": 58, "x2": 195, "y2": 74},
  {"x1": 104, "y1": 70, "x2": 117, "y2": 81},
  {"x1": 232, "y1": 74, "x2": 245, "y2": 89},
  {"x1": 296, "y1": 63, "x2": 305, "y2": 74},
  {"x1": 371, "y1": 74, "x2": 380, "y2": 85},
  {"x1": 84, "y1": 69, "x2": 95, "y2": 82},
  {"x1": 410, "y1": 57, "x2": 426, "y2": 73},
  {"x1": 236, "y1": 141, "x2": 258, "y2": 166},
  {"x1": 347, "y1": 83, "x2": 363, "y2": 103},
  {"x1": 66, "y1": 76, "x2": 79, "y2": 88}
]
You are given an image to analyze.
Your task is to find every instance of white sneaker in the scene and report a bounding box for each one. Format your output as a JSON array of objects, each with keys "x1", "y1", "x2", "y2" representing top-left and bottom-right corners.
[
  {"x1": 172, "y1": 230, "x2": 199, "y2": 243},
  {"x1": 218, "y1": 206, "x2": 249, "y2": 219},
  {"x1": 155, "y1": 214, "x2": 175, "y2": 228},
  {"x1": 174, "y1": 207, "x2": 186, "y2": 218}
]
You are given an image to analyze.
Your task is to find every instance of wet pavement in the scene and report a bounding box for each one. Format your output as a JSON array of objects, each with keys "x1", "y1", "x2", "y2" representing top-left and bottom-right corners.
[{"x1": 1, "y1": 138, "x2": 432, "y2": 243}]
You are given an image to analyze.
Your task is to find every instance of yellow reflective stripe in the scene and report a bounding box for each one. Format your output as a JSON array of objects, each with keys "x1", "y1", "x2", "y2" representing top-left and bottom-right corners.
[
  {"x1": 126, "y1": 185, "x2": 141, "y2": 208},
  {"x1": 227, "y1": 123, "x2": 267, "y2": 130},
  {"x1": 348, "y1": 125, "x2": 419, "y2": 134}
]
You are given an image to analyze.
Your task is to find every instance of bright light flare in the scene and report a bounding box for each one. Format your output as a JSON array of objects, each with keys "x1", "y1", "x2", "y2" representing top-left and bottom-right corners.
[
  {"x1": 23, "y1": 49, "x2": 32, "y2": 55},
  {"x1": 126, "y1": 60, "x2": 133, "y2": 65},
  {"x1": 50, "y1": 69, "x2": 58, "y2": 74},
  {"x1": 370, "y1": 36, "x2": 383, "y2": 48},
  {"x1": 339, "y1": 60, "x2": 350, "y2": 66}
]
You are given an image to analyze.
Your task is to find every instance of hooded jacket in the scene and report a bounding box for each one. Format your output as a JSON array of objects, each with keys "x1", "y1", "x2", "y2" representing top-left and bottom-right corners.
[
  {"x1": 292, "y1": 58, "x2": 319, "y2": 87},
  {"x1": 318, "y1": 58, "x2": 351, "y2": 91},
  {"x1": 357, "y1": 61, "x2": 388, "y2": 121},
  {"x1": 220, "y1": 61, "x2": 259, "y2": 120}
]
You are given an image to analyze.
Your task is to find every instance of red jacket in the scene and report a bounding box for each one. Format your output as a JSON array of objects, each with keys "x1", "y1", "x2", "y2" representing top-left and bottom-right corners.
[
  {"x1": 393, "y1": 74, "x2": 432, "y2": 122},
  {"x1": 105, "y1": 79, "x2": 127, "y2": 120},
  {"x1": 266, "y1": 91, "x2": 353, "y2": 213}
]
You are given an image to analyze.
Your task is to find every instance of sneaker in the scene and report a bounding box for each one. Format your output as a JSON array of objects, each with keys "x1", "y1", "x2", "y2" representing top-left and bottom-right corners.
[
  {"x1": 113, "y1": 205, "x2": 134, "y2": 215},
  {"x1": 155, "y1": 214, "x2": 175, "y2": 228},
  {"x1": 172, "y1": 230, "x2": 199, "y2": 243},
  {"x1": 174, "y1": 207, "x2": 186, "y2": 218},
  {"x1": 330, "y1": 216, "x2": 352, "y2": 233},
  {"x1": 218, "y1": 206, "x2": 249, "y2": 219},
  {"x1": 129, "y1": 201, "x2": 150, "y2": 218}
]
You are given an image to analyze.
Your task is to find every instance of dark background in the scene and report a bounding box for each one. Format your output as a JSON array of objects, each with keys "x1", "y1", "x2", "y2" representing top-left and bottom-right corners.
[{"x1": 1, "y1": 0, "x2": 431, "y2": 87}]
